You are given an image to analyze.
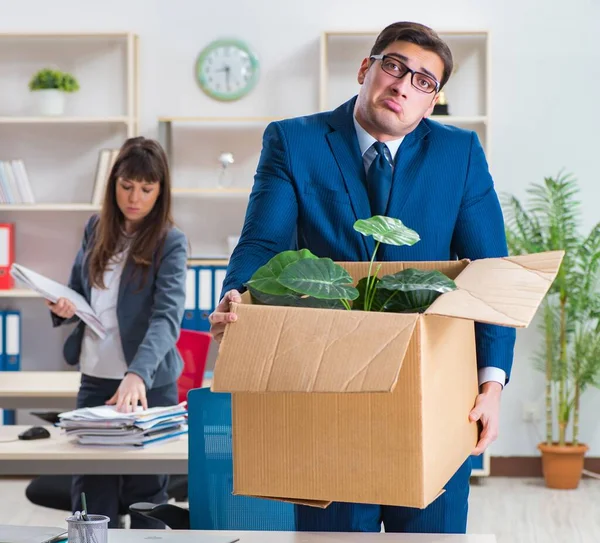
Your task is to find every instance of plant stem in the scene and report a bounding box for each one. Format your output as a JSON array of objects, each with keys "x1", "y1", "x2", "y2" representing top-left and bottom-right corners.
[
  {"x1": 365, "y1": 241, "x2": 380, "y2": 311},
  {"x1": 573, "y1": 364, "x2": 580, "y2": 446},
  {"x1": 544, "y1": 301, "x2": 553, "y2": 446},
  {"x1": 559, "y1": 292, "x2": 568, "y2": 446},
  {"x1": 341, "y1": 299, "x2": 351, "y2": 311}
]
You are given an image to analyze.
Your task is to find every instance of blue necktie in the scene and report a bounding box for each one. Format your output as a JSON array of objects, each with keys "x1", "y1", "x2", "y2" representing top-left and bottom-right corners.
[{"x1": 367, "y1": 141, "x2": 392, "y2": 217}]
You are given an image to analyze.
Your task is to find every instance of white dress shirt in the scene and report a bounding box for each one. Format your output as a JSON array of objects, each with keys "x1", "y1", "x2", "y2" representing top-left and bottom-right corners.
[
  {"x1": 79, "y1": 243, "x2": 130, "y2": 380},
  {"x1": 352, "y1": 116, "x2": 505, "y2": 388}
]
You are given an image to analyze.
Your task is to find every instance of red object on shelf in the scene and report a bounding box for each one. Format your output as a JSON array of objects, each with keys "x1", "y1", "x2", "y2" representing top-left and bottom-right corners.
[
  {"x1": 0, "y1": 223, "x2": 14, "y2": 290},
  {"x1": 176, "y1": 329, "x2": 212, "y2": 404}
]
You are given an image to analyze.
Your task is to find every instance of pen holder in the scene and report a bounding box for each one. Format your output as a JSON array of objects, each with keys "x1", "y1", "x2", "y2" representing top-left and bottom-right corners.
[{"x1": 66, "y1": 514, "x2": 109, "y2": 543}]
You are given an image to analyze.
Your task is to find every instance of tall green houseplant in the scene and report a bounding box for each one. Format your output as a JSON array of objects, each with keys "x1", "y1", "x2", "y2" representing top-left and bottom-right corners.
[{"x1": 503, "y1": 173, "x2": 600, "y2": 488}]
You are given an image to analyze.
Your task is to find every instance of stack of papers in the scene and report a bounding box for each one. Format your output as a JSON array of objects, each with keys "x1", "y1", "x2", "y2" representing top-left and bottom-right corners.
[
  {"x1": 57, "y1": 402, "x2": 188, "y2": 447},
  {"x1": 10, "y1": 263, "x2": 106, "y2": 339}
]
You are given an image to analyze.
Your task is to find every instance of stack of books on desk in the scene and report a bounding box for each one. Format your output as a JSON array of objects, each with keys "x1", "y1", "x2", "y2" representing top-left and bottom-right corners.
[{"x1": 57, "y1": 402, "x2": 188, "y2": 448}]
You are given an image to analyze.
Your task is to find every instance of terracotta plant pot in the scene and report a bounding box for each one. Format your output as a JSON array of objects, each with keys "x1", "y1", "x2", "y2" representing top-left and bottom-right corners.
[{"x1": 538, "y1": 442, "x2": 589, "y2": 489}]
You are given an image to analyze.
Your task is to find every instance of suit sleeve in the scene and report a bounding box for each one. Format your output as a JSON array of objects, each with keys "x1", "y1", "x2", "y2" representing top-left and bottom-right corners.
[
  {"x1": 221, "y1": 121, "x2": 298, "y2": 298},
  {"x1": 451, "y1": 132, "x2": 516, "y2": 384},
  {"x1": 126, "y1": 229, "x2": 188, "y2": 390}
]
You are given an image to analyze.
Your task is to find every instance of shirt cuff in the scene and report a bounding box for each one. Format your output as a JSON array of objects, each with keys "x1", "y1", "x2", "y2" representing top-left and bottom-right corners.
[{"x1": 478, "y1": 367, "x2": 506, "y2": 388}]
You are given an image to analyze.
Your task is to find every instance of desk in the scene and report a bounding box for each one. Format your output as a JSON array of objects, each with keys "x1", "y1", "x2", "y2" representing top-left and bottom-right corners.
[
  {"x1": 108, "y1": 529, "x2": 497, "y2": 543},
  {"x1": 0, "y1": 426, "x2": 187, "y2": 475},
  {"x1": 0, "y1": 371, "x2": 80, "y2": 409},
  {"x1": 0, "y1": 371, "x2": 213, "y2": 410}
]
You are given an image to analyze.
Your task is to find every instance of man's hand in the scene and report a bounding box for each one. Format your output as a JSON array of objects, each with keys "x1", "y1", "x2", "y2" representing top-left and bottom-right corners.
[
  {"x1": 209, "y1": 289, "x2": 242, "y2": 343},
  {"x1": 106, "y1": 373, "x2": 148, "y2": 413},
  {"x1": 469, "y1": 381, "x2": 503, "y2": 456}
]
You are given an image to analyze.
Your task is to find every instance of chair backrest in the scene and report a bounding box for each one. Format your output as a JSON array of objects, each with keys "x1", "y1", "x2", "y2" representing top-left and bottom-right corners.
[
  {"x1": 176, "y1": 330, "x2": 212, "y2": 404},
  {"x1": 187, "y1": 388, "x2": 295, "y2": 531}
]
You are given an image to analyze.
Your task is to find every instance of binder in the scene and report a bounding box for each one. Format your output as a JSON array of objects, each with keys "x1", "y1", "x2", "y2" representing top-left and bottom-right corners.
[
  {"x1": 0, "y1": 223, "x2": 15, "y2": 290},
  {"x1": 213, "y1": 266, "x2": 228, "y2": 310},
  {"x1": 4, "y1": 310, "x2": 21, "y2": 371},
  {"x1": 197, "y1": 267, "x2": 213, "y2": 332},
  {"x1": 182, "y1": 267, "x2": 197, "y2": 330},
  {"x1": 1, "y1": 310, "x2": 19, "y2": 425},
  {"x1": 0, "y1": 310, "x2": 4, "y2": 371}
]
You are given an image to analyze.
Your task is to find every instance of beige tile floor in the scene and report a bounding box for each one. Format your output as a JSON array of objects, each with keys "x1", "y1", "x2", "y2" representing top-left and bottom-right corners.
[{"x1": 1, "y1": 476, "x2": 599, "y2": 542}]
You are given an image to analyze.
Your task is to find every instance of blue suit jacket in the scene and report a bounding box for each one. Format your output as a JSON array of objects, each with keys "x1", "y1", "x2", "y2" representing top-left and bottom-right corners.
[
  {"x1": 53, "y1": 215, "x2": 188, "y2": 390},
  {"x1": 223, "y1": 97, "x2": 516, "y2": 381}
]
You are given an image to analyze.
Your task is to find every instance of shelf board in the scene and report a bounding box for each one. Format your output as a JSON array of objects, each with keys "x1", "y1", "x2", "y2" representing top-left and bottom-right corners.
[
  {"x1": 0, "y1": 203, "x2": 100, "y2": 211},
  {"x1": 0, "y1": 289, "x2": 41, "y2": 298},
  {"x1": 430, "y1": 115, "x2": 487, "y2": 124},
  {"x1": 0, "y1": 116, "x2": 130, "y2": 124},
  {"x1": 172, "y1": 188, "x2": 250, "y2": 197},
  {"x1": 159, "y1": 116, "x2": 278, "y2": 123},
  {"x1": 0, "y1": 32, "x2": 133, "y2": 39},
  {"x1": 323, "y1": 30, "x2": 488, "y2": 37}
]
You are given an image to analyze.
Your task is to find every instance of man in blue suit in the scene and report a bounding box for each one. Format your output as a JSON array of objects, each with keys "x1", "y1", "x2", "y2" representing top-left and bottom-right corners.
[{"x1": 210, "y1": 21, "x2": 515, "y2": 534}]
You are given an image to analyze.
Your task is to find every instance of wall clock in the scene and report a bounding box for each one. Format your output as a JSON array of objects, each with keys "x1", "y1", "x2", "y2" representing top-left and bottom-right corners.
[{"x1": 195, "y1": 38, "x2": 260, "y2": 102}]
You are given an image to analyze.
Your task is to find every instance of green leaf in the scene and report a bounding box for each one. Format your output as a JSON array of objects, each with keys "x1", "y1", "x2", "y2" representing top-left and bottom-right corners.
[
  {"x1": 278, "y1": 258, "x2": 359, "y2": 301},
  {"x1": 353, "y1": 216, "x2": 420, "y2": 246},
  {"x1": 244, "y1": 249, "x2": 317, "y2": 295},
  {"x1": 374, "y1": 268, "x2": 457, "y2": 313},
  {"x1": 352, "y1": 276, "x2": 380, "y2": 311},
  {"x1": 247, "y1": 285, "x2": 344, "y2": 309}
]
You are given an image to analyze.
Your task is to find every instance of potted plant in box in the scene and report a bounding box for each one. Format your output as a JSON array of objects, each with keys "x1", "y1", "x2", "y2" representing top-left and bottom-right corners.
[
  {"x1": 503, "y1": 172, "x2": 600, "y2": 489},
  {"x1": 245, "y1": 215, "x2": 459, "y2": 315},
  {"x1": 28, "y1": 68, "x2": 80, "y2": 116}
]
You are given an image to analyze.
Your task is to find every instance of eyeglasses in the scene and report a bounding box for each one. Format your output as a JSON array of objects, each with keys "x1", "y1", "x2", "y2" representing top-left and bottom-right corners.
[{"x1": 370, "y1": 54, "x2": 440, "y2": 94}]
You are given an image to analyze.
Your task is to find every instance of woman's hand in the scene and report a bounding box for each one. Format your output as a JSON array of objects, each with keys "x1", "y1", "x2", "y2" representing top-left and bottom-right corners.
[
  {"x1": 106, "y1": 373, "x2": 148, "y2": 413},
  {"x1": 46, "y1": 298, "x2": 76, "y2": 319}
]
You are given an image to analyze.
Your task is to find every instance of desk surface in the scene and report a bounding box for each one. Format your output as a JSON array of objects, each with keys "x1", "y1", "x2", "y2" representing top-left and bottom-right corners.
[
  {"x1": 107, "y1": 529, "x2": 496, "y2": 543},
  {"x1": 0, "y1": 371, "x2": 212, "y2": 409},
  {"x1": 0, "y1": 425, "x2": 187, "y2": 475},
  {"x1": 0, "y1": 371, "x2": 80, "y2": 409}
]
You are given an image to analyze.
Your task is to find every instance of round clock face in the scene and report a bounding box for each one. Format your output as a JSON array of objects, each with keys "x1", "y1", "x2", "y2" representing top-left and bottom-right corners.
[{"x1": 196, "y1": 39, "x2": 260, "y2": 102}]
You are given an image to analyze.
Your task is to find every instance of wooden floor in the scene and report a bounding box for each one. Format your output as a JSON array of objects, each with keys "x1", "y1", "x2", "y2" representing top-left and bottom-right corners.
[{"x1": 2, "y1": 476, "x2": 599, "y2": 542}]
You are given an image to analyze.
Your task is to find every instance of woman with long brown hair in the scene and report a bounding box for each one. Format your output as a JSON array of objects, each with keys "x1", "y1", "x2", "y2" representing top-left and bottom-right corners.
[{"x1": 48, "y1": 136, "x2": 188, "y2": 529}]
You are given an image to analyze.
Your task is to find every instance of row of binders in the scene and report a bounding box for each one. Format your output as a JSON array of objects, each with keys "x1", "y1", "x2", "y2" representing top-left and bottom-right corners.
[
  {"x1": 57, "y1": 402, "x2": 188, "y2": 448},
  {"x1": 183, "y1": 264, "x2": 228, "y2": 332}
]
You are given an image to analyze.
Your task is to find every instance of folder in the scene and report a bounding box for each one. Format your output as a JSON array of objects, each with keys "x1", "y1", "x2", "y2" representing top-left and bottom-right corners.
[
  {"x1": 4, "y1": 310, "x2": 21, "y2": 371},
  {"x1": 197, "y1": 267, "x2": 213, "y2": 331},
  {"x1": 0, "y1": 223, "x2": 14, "y2": 290},
  {"x1": 182, "y1": 267, "x2": 197, "y2": 330},
  {"x1": 0, "y1": 309, "x2": 18, "y2": 425}
]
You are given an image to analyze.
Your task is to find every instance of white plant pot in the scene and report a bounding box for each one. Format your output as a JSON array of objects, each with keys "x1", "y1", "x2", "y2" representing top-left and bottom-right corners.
[{"x1": 32, "y1": 89, "x2": 66, "y2": 116}]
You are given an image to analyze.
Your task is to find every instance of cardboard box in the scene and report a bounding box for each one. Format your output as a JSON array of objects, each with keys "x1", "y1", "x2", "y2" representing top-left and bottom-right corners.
[{"x1": 212, "y1": 251, "x2": 564, "y2": 509}]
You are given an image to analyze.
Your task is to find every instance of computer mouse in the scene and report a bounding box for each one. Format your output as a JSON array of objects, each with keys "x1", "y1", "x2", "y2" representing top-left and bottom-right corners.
[{"x1": 18, "y1": 426, "x2": 51, "y2": 440}]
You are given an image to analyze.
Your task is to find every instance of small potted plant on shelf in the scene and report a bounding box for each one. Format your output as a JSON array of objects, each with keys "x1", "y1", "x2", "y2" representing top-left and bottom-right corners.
[
  {"x1": 503, "y1": 172, "x2": 600, "y2": 489},
  {"x1": 28, "y1": 67, "x2": 80, "y2": 116}
]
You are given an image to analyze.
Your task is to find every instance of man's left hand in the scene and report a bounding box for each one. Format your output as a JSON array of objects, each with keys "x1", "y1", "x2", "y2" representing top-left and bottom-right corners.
[{"x1": 469, "y1": 381, "x2": 503, "y2": 455}]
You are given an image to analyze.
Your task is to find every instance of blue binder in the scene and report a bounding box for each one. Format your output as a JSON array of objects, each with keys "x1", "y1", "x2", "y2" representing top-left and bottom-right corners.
[{"x1": 1, "y1": 310, "x2": 20, "y2": 425}]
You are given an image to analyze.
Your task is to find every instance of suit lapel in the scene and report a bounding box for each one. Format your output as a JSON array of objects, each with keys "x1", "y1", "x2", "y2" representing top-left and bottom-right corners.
[{"x1": 325, "y1": 98, "x2": 374, "y2": 258}]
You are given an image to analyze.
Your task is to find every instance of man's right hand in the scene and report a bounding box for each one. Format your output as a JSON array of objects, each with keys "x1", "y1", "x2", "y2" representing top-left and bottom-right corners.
[
  {"x1": 46, "y1": 297, "x2": 76, "y2": 319},
  {"x1": 209, "y1": 289, "x2": 242, "y2": 343}
]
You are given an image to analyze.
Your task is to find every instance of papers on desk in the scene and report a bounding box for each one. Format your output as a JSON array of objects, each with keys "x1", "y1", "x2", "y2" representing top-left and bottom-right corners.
[
  {"x1": 57, "y1": 402, "x2": 188, "y2": 448},
  {"x1": 10, "y1": 263, "x2": 106, "y2": 339}
]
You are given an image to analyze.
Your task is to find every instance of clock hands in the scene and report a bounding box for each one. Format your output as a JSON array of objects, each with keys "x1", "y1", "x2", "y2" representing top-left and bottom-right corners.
[{"x1": 215, "y1": 65, "x2": 231, "y2": 91}]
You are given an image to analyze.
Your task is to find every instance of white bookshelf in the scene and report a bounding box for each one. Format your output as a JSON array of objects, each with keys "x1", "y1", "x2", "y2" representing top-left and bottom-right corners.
[{"x1": 0, "y1": 32, "x2": 140, "y2": 380}]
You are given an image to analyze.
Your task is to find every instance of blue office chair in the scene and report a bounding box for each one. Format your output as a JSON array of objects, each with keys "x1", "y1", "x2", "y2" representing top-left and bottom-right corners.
[{"x1": 131, "y1": 387, "x2": 295, "y2": 530}]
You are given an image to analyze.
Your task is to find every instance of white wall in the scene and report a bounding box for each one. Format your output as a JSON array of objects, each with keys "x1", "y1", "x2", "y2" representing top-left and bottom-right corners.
[{"x1": 1, "y1": 0, "x2": 599, "y2": 456}]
